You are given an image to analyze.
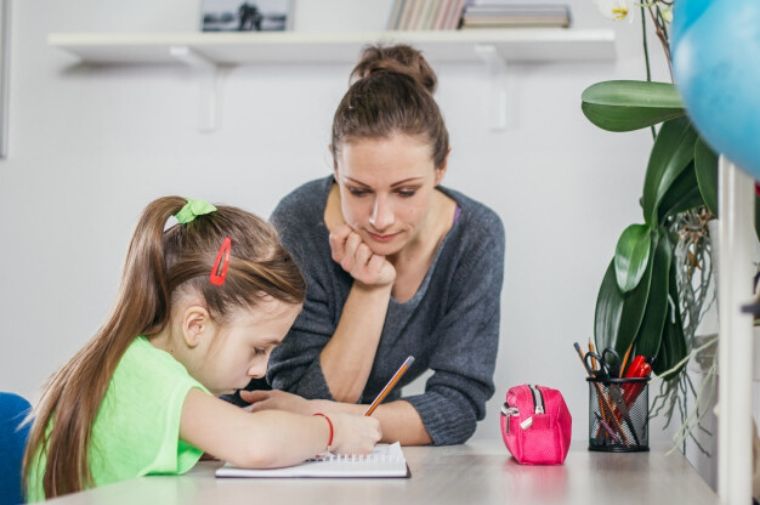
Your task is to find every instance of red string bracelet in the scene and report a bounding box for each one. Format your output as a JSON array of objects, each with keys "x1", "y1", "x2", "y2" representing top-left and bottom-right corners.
[{"x1": 313, "y1": 412, "x2": 334, "y2": 449}]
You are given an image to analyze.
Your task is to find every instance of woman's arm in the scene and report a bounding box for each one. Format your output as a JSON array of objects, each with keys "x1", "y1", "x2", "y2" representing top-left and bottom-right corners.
[
  {"x1": 179, "y1": 389, "x2": 381, "y2": 468},
  {"x1": 319, "y1": 226, "x2": 398, "y2": 403},
  {"x1": 319, "y1": 281, "x2": 392, "y2": 402}
]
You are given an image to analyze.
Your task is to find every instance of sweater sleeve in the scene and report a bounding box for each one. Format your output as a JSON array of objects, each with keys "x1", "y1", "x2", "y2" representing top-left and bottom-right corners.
[
  {"x1": 404, "y1": 216, "x2": 505, "y2": 445},
  {"x1": 267, "y1": 192, "x2": 337, "y2": 400}
]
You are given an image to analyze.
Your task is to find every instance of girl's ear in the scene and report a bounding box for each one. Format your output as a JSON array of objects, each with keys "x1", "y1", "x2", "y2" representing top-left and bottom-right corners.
[{"x1": 181, "y1": 305, "x2": 212, "y2": 348}]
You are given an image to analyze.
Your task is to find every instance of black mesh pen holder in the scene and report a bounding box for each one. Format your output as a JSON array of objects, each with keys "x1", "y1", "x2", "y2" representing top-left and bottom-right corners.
[{"x1": 587, "y1": 377, "x2": 649, "y2": 452}]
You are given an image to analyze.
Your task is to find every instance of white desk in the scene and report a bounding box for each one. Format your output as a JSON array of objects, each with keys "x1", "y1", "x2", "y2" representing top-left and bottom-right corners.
[{"x1": 44, "y1": 441, "x2": 719, "y2": 504}]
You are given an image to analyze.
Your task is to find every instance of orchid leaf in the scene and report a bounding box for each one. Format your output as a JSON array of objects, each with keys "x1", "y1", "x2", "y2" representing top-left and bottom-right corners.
[
  {"x1": 694, "y1": 137, "x2": 719, "y2": 217},
  {"x1": 594, "y1": 260, "x2": 624, "y2": 353},
  {"x1": 581, "y1": 80, "x2": 684, "y2": 132},
  {"x1": 657, "y1": 163, "x2": 703, "y2": 221},
  {"x1": 634, "y1": 228, "x2": 672, "y2": 359},
  {"x1": 652, "y1": 248, "x2": 688, "y2": 380},
  {"x1": 642, "y1": 117, "x2": 699, "y2": 225},
  {"x1": 614, "y1": 237, "x2": 655, "y2": 357},
  {"x1": 614, "y1": 224, "x2": 652, "y2": 293}
]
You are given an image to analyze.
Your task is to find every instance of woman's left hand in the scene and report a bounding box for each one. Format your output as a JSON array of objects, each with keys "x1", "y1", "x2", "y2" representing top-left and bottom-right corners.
[{"x1": 240, "y1": 390, "x2": 315, "y2": 415}]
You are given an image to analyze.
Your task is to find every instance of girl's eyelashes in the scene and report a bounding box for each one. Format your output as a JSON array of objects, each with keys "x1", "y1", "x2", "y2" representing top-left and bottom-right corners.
[
  {"x1": 397, "y1": 188, "x2": 418, "y2": 198},
  {"x1": 253, "y1": 347, "x2": 267, "y2": 356}
]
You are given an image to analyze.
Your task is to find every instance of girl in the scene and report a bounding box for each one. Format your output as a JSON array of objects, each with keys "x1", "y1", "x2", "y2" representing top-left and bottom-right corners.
[
  {"x1": 23, "y1": 196, "x2": 381, "y2": 501},
  {"x1": 247, "y1": 44, "x2": 505, "y2": 446}
]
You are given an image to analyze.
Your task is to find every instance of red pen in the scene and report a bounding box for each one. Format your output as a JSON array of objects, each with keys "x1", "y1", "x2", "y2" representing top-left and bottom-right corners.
[{"x1": 622, "y1": 355, "x2": 651, "y2": 406}]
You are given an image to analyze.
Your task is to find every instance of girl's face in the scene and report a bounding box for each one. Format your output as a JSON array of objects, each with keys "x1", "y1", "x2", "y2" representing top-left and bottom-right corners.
[
  {"x1": 335, "y1": 133, "x2": 446, "y2": 256},
  {"x1": 188, "y1": 297, "x2": 301, "y2": 396}
]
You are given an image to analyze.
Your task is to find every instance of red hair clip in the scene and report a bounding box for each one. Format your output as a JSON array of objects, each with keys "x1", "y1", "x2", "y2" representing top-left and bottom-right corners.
[{"x1": 210, "y1": 236, "x2": 232, "y2": 286}]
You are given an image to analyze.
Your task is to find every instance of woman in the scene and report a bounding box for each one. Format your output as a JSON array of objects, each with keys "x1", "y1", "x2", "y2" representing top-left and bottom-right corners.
[{"x1": 245, "y1": 44, "x2": 505, "y2": 446}]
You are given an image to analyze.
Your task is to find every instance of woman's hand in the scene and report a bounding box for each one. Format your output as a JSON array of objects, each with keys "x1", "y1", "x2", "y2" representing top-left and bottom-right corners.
[
  {"x1": 329, "y1": 225, "x2": 396, "y2": 287},
  {"x1": 241, "y1": 390, "x2": 314, "y2": 415}
]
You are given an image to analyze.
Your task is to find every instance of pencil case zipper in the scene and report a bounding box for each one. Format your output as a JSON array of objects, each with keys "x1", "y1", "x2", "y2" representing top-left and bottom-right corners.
[{"x1": 501, "y1": 384, "x2": 545, "y2": 433}]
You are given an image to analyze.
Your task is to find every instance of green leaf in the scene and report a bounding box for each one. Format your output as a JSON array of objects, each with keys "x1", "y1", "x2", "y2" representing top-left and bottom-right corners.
[
  {"x1": 652, "y1": 247, "x2": 688, "y2": 380},
  {"x1": 642, "y1": 117, "x2": 699, "y2": 225},
  {"x1": 614, "y1": 237, "x2": 656, "y2": 357},
  {"x1": 595, "y1": 260, "x2": 624, "y2": 353},
  {"x1": 581, "y1": 80, "x2": 685, "y2": 132},
  {"x1": 614, "y1": 224, "x2": 652, "y2": 293},
  {"x1": 694, "y1": 137, "x2": 719, "y2": 217},
  {"x1": 657, "y1": 163, "x2": 704, "y2": 222},
  {"x1": 634, "y1": 228, "x2": 672, "y2": 359}
]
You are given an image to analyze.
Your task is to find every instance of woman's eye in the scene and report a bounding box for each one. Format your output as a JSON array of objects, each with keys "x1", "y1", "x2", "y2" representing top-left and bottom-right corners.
[
  {"x1": 397, "y1": 188, "x2": 417, "y2": 198},
  {"x1": 348, "y1": 187, "x2": 369, "y2": 197},
  {"x1": 253, "y1": 348, "x2": 267, "y2": 356}
]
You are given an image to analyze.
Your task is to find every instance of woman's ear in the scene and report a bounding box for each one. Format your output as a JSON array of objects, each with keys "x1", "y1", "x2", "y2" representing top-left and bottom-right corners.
[
  {"x1": 434, "y1": 148, "x2": 451, "y2": 185},
  {"x1": 181, "y1": 305, "x2": 212, "y2": 348}
]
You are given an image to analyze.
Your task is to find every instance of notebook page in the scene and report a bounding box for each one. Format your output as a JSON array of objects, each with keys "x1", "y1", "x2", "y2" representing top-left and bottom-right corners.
[{"x1": 215, "y1": 442, "x2": 408, "y2": 478}]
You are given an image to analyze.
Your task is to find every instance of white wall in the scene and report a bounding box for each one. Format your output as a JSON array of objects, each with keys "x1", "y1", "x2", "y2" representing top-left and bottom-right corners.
[{"x1": 0, "y1": 0, "x2": 683, "y2": 452}]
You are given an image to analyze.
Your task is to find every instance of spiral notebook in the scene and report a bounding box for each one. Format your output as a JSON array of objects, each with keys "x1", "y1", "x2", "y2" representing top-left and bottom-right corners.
[{"x1": 215, "y1": 442, "x2": 410, "y2": 478}]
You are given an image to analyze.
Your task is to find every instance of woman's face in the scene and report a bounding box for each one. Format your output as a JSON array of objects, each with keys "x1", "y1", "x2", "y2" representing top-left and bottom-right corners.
[{"x1": 335, "y1": 133, "x2": 446, "y2": 256}]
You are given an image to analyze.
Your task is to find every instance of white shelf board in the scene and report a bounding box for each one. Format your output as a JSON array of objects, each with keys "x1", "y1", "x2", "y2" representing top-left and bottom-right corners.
[{"x1": 48, "y1": 29, "x2": 616, "y2": 65}]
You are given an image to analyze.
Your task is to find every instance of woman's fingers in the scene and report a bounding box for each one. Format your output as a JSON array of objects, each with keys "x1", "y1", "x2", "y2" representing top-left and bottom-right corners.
[{"x1": 329, "y1": 225, "x2": 352, "y2": 262}]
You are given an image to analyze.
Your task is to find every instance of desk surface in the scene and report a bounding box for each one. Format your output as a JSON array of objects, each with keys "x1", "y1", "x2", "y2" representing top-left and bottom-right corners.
[{"x1": 44, "y1": 441, "x2": 718, "y2": 505}]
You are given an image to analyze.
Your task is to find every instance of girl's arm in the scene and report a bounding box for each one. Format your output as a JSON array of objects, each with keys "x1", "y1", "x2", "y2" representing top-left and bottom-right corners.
[
  {"x1": 242, "y1": 390, "x2": 432, "y2": 446},
  {"x1": 322, "y1": 400, "x2": 432, "y2": 446},
  {"x1": 179, "y1": 389, "x2": 381, "y2": 468}
]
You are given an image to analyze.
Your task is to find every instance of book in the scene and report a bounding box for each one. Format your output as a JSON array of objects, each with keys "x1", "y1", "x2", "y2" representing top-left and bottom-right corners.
[
  {"x1": 215, "y1": 442, "x2": 410, "y2": 479},
  {"x1": 460, "y1": 3, "x2": 571, "y2": 28}
]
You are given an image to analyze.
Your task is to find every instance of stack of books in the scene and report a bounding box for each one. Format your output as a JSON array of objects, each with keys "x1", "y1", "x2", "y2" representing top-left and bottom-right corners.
[
  {"x1": 460, "y1": 3, "x2": 572, "y2": 29},
  {"x1": 386, "y1": 0, "x2": 468, "y2": 31}
]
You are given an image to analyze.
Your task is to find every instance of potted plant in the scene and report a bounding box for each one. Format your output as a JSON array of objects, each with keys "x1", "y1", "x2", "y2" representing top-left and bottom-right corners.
[{"x1": 582, "y1": 0, "x2": 735, "y2": 452}]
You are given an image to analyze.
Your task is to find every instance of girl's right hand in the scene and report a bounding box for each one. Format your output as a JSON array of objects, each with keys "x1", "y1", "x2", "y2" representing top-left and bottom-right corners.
[
  {"x1": 329, "y1": 225, "x2": 396, "y2": 288},
  {"x1": 328, "y1": 412, "x2": 382, "y2": 455}
]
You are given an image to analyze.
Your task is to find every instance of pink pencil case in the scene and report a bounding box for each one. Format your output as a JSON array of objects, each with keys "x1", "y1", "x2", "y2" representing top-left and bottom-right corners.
[{"x1": 500, "y1": 384, "x2": 572, "y2": 465}]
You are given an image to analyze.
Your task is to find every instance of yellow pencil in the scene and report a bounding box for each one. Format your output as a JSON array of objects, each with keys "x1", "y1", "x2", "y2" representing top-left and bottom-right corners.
[{"x1": 365, "y1": 356, "x2": 415, "y2": 416}]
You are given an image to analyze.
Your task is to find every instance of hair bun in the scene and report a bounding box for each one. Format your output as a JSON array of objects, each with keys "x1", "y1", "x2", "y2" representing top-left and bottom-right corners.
[{"x1": 351, "y1": 44, "x2": 437, "y2": 94}]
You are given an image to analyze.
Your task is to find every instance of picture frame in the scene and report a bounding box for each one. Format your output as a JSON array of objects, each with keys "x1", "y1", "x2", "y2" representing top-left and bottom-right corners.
[
  {"x1": 201, "y1": 0, "x2": 294, "y2": 32},
  {"x1": 0, "y1": 0, "x2": 11, "y2": 159}
]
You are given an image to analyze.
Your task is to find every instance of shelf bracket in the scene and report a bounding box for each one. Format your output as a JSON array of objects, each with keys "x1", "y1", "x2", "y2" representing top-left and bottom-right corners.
[
  {"x1": 474, "y1": 44, "x2": 514, "y2": 131},
  {"x1": 169, "y1": 46, "x2": 218, "y2": 132}
]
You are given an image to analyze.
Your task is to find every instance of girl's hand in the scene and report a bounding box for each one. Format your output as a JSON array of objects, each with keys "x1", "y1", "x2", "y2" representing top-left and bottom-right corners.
[
  {"x1": 241, "y1": 390, "x2": 313, "y2": 416},
  {"x1": 329, "y1": 412, "x2": 382, "y2": 455},
  {"x1": 329, "y1": 225, "x2": 396, "y2": 288}
]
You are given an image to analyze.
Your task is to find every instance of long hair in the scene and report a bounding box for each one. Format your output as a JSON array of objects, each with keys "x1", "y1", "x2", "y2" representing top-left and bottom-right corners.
[
  {"x1": 23, "y1": 196, "x2": 305, "y2": 498},
  {"x1": 331, "y1": 44, "x2": 450, "y2": 169}
]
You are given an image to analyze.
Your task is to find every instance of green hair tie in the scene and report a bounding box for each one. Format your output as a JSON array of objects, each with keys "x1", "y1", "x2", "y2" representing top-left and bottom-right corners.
[{"x1": 175, "y1": 199, "x2": 217, "y2": 224}]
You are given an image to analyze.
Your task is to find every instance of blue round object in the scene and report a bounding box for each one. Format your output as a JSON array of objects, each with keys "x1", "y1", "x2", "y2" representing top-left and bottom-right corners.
[{"x1": 671, "y1": 0, "x2": 760, "y2": 178}]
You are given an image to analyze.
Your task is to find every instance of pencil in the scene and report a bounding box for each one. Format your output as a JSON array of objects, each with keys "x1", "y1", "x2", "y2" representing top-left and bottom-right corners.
[
  {"x1": 572, "y1": 343, "x2": 630, "y2": 445},
  {"x1": 365, "y1": 356, "x2": 415, "y2": 416},
  {"x1": 619, "y1": 342, "x2": 634, "y2": 377}
]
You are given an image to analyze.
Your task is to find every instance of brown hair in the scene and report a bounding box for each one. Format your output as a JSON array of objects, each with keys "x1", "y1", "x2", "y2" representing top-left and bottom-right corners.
[
  {"x1": 331, "y1": 44, "x2": 450, "y2": 169},
  {"x1": 23, "y1": 196, "x2": 305, "y2": 498}
]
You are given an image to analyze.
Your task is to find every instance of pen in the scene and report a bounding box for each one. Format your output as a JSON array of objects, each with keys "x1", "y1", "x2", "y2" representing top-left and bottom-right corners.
[{"x1": 365, "y1": 356, "x2": 415, "y2": 416}]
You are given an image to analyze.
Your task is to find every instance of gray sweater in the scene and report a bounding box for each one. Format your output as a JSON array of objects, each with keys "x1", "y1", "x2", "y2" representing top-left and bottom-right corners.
[{"x1": 268, "y1": 176, "x2": 505, "y2": 445}]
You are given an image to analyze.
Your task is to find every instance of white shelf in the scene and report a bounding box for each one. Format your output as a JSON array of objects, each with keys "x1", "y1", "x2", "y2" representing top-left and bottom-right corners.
[
  {"x1": 48, "y1": 29, "x2": 616, "y2": 65},
  {"x1": 48, "y1": 30, "x2": 616, "y2": 132}
]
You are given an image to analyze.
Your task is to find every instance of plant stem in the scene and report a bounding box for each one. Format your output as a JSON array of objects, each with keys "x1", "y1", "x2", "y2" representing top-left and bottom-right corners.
[{"x1": 640, "y1": 3, "x2": 656, "y2": 141}]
